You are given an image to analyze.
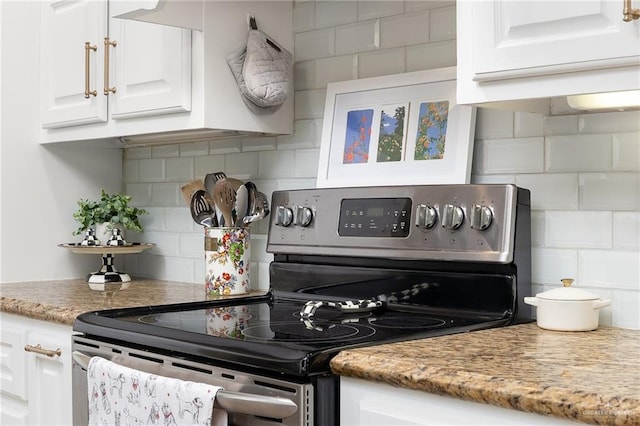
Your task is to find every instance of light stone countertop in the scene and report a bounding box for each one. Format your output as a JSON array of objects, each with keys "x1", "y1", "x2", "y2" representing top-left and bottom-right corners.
[
  {"x1": 0, "y1": 278, "x2": 264, "y2": 325},
  {"x1": 330, "y1": 323, "x2": 640, "y2": 425}
]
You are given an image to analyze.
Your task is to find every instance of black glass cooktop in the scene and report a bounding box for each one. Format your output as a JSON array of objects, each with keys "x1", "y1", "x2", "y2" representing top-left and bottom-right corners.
[{"x1": 74, "y1": 291, "x2": 508, "y2": 377}]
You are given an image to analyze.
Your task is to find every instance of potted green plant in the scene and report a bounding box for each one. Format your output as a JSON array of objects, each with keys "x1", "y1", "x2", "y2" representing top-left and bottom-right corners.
[{"x1": 73, "y1": 190, "x2": 148, "y2": 241}]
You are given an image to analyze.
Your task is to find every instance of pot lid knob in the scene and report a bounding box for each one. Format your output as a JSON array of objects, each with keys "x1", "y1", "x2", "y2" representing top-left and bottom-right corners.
[{"x1": 561, "y1": 278, "x2": 574, "y2": 287}]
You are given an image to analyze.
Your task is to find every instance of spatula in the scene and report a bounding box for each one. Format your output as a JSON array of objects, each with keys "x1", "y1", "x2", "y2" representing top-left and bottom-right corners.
[{"x1": 213, "y1": 178, "x2": 236, "y2": 227}]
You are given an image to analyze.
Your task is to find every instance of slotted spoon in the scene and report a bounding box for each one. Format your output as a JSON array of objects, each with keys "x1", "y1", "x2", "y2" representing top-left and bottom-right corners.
[
  {"x1": 213, "y1": 178, "x2": 236, "y2": 226},
  {"x1": 190, "y1": 190, "x2": 216, "y2": 227}
]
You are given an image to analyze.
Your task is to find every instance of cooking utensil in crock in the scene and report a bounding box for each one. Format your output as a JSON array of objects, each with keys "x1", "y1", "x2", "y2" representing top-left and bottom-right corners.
[
  {"x1": 213, "y1": 178, "x2": 237, "y2": 226},
  {"x1": 234, "y1": 183, "x2": 249, "y2": 226},
  {"x1": 524, "y1": 278, "x2": 610, "y2": 331},
  {"x1": 190, "y1": 190, "x2": 216, "y2": 227},
  {"x1": 243, "y1": 191, "x2": 270, "y2": 225}
]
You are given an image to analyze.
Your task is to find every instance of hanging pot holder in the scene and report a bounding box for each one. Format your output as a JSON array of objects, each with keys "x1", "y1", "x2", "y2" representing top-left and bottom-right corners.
[{"x1": 226, "y1": 23, "x2": 292, "y2": 113}]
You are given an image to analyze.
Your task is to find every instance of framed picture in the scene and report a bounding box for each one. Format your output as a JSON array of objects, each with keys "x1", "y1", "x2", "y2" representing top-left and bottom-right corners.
[{"x1": 317, "y1": 67, "x2": 477, "y2": 188}]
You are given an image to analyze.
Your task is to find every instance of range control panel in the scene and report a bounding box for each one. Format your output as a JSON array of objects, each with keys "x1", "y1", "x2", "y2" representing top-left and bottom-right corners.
[{"x1": 267, "y1": 184, "x2": 530, "y2": 263}]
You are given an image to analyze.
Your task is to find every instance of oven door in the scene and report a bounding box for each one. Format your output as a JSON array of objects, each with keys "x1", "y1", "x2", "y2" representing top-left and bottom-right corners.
[{"x1": 71, "y1": 336, "x2": 310, "y2": 426}]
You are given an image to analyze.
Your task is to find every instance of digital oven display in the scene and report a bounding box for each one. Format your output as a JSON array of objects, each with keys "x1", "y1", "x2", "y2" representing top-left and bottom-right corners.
[{"x1": 338, "y1": 198, "x2": 412, "y2": 237}]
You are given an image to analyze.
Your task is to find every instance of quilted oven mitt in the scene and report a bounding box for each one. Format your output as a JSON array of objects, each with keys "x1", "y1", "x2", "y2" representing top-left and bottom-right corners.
[{"x1": 226, "y1": 29, "x2": 292, "y2": 113}]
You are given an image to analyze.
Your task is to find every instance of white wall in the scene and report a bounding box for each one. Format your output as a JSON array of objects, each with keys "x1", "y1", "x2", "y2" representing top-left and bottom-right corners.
[
  {"x1": 0, "y1": 1, "x2": 123, "y2": 282},
  {"x1": 124, "y1": 1, "x2": 639, "y2": 329}
]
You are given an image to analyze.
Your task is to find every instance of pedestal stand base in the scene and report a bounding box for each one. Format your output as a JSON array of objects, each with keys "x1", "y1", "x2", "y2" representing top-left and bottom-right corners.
[{"x1": 86, "y1": 253, "x2": 132, "y2": 290}]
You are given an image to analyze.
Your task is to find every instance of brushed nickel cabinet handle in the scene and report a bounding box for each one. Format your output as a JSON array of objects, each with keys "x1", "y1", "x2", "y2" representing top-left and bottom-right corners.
[
  {"x1": 103, "y1": 37, "x2": 117, "y2": 95},
  {"x1": 84, "y1": 42, "x2": 97, "y2": 98},
  {"x1": 24, "y1": 344, "x2": 62, "y2": 358},
  {"x1": 623, "y1": 0, "x2": 640, "y2": 21}
]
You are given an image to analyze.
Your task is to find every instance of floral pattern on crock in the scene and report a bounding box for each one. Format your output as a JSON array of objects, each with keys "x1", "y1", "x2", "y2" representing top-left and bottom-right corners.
[
  {"x1": 205, "y1": 228, "x2": 250, "y2": 296},
  {"x1": 87, "y1": 356, "x2": 225, "y2": 426}
]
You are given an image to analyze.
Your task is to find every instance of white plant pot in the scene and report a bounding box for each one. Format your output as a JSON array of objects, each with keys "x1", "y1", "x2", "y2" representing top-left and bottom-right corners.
[
  {"x1": 94, "y1": 223, "x2": 125, "y2": 245},
  {"x1": 524, "y1": 278, "x2": 610, "y2": 332}
]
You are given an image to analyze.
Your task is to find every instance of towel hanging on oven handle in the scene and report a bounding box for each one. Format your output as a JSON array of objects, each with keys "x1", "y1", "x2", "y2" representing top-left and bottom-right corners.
[{"x1": 72, "y1": 351, "x2": 298, "y2": 420}]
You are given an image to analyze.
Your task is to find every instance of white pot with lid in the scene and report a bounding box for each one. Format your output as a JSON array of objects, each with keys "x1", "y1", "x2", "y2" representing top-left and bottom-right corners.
[{"x1": 524, "y1": 278, "x2": 610, "y2": 331}]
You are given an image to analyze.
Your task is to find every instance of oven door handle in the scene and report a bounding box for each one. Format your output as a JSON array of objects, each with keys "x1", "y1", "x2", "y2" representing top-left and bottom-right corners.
[{"x1": 72, "y1": 351, "x2": 298, "y2": 419}]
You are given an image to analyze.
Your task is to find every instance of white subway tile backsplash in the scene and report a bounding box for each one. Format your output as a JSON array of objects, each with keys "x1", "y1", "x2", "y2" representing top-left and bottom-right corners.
[
  {"x1": 259, "y1": 150, "x2": 295, "y2": 178},
  {"x1": 242, "y1": 137, "x2": 277, "y2": 152},
  {"x1": 357, "y1": 1, "x2": 404, "y2": 20},
  {"x1": 125, "y1": 147, "x2": 151, "y2": 160},
  {"x1": 469, "y1": 174, "x2": 516, "y2": 184},
  {"x1": 152, "y1": 145, "x2": 180, "y2": 158},
  {"x1": 179, "y1": 142, "x2": 209, "y2": 157},
  {"x1": 138, "y1": 255, "x2": 164, "y2": 280},
  {"x1": 316, "y1": 1, "x2": 357, "y2": 28},
  {"x1": 294, "y1": 60, "x2": 316, "y2": 90},
  {"x1": 406, "y1": 1, "x2": 455, "y2": 12},
  {"x1": 139, "y1": 159, "x2": 165, "y2": 182},
  {"x1": 580, "y1": 173, "x2": 640, "y2": 211},
  {"x1": 277, "y1": 119, "x2": 317, "y2": 149},
  {"x1": 295, "y1": 28, "x2": 335, "y2": 61},
  {"x1": 293, "y1": 1, "x2": 315, "y2": 33},
  {"x1": 613, "y1": 132, "x2": 640, "y2": 171},
  {"x1": 579, "y1": 111, "x2": 640, "y2": 134},
  {"x1": 515, "y1": 174, "x2": 578, "y2": 210},
  {"x1": 530, "y1": 211, "x2": 545, "y2": 247},
  {"x1": 225, "y1": 152, "x2": 258, "y2": 180},
  {"x1": 429, "y1": 6, "x2": 456, "y2": 41},
  {"x1": 294, "y1": 89, "x2": 327, "y2": 120},
  {"x1": 475, "y1": 108, "x2": 513, "y2": 139},
  {"x1": 194, "y1": 156, "x2": 225, "y2": 179},
  {"x1": 579, "y1": 250, "x2": 640, "y2": 290},
  {"x1": 180, "y1": 232, "x2": 203, "y2": 259},
  {"x1": 123, "y1": 160, "x2": 139, "y2": 183},
  {"x1": 474, "y1": 137, "x2": 544, "y2": 174},
  {"x1": 514, "y1": 112, "x2": 544, "y2": 138},
  {"x1": 165, "y1": 157, "x2": 193, "y2": 182},
  {"x1": 531, "y1": 248, "x2": 578, "y2": 285},
  {"x1": 142, "y1": 207, "x2": 165, "y2": 232},
  {"x1": 208, "y1": 138, "x2": 242, "y2": 155},
  {"x1": 358, "y1": 48, "x2": 405, "y2": 78},
  {"x1": 545, "y1": 211, "x2": 612, "y2": 249},
  {"x1": 151, "y1": 183, "x2": 181, "y2": 206},
  {"x1": 543, "y1": 115, "x2": 578, "y2": 136},
  {"x1": 294, "y1": 148, "x2": 320, "y2": 177},
  {"x1": 163, "y1": 256, "x2": 195, "y2": 283},
  {"x1": 613, "y1": 212, "x2": 640, "y2": 251},
  {"x1": 612, "y1": 290, "x2": 640, "y2": 329},
  {"x1": 406, "y1": 40, "x2": 456, "y2": 72},
  {"x1": 380, "y1": 12, "x2": 429, "y2": 48},
  {"x1": 145, "y1": 231, "x2": 180, "y2": 257},
  {"x1": 315, "y1": 55, "x2": 358, "y2": 88},
  {"x1": 545, "y1": 134, "x2": 612, "y2": 172},
  {"x1": 165, "y1": 207, "x2": 194, "y2": 232},
  {"x1": 125, "y1": 183, "x2": 152, "y2": 206},
  {"x1": 335, "y1": 20, "x2": 379, "y2": 55}
]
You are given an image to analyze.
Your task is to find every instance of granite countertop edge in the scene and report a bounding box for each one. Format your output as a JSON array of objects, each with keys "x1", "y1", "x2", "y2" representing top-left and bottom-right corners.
[
  {"x1": 0, "y1": 296, "x2": 81, "y2": 325},
  {"x1": 330, "y1": 326, "x2": 640, "y2": 426}
]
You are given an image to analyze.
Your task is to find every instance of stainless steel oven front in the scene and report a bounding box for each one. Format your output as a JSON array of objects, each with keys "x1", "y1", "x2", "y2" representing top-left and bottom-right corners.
[{"x1": 71, "y1": 336, "x2": 311, "y2": 426}]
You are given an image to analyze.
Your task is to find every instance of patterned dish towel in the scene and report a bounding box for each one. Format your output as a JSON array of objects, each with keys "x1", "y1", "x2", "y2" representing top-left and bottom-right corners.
[{"x1": 87, "y1": 356, "x2": 227, "y2": 426}]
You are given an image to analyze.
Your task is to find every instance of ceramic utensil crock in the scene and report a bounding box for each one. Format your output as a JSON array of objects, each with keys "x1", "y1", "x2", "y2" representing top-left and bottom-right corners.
[{"x1": 524, "y1": 278, "x2": 610, "y2": 331}]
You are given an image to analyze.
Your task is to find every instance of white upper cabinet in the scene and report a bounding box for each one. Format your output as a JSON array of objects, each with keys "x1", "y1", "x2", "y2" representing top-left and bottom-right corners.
[
  {"x1": 40, "y1": 0, "x2": 191, "y2": 134},
  {"x1": 457, "y1": 0, "x2": 640, "y2": 106},
  {"x1": 39, "y1": 0, "x2": 293, "y2": 145}
]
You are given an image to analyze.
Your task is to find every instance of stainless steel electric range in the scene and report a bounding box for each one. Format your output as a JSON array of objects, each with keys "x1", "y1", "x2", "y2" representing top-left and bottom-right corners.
[{"x1": 72, "y1": 184, "x2": 532, "y2": 426}]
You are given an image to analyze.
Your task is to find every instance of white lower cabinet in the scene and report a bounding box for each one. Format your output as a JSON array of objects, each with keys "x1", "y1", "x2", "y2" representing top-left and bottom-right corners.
[
  {"x1": 340, "y1": 377, "x2": 579, "y2": 425},
  {"x1": 0, "y1": 313, "x2": 72, "y2": 426}
]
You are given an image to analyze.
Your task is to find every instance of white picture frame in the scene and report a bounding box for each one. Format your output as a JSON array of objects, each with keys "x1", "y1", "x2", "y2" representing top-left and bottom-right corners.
[{"x1": 316, "y1": 67, "x2": 477, "y2": 188}]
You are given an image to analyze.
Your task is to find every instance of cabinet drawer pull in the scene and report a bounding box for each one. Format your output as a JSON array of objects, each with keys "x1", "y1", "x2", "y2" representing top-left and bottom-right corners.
[
  {"x1": 623, "y1": 0, "x2": 640, "y2": 21},
  {"x1": 24, "y1": 344, "x2": 62, "y2": 358},
  {"x1": 84, "y1": 42, "x2": 97, "y2": 98},
  {"x1": 103, "y1": 37, "x2": 117, "y2": 95}
]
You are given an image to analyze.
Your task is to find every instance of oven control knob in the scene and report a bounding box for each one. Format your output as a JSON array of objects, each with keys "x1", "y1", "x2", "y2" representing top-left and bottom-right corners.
[
  {"x1": 470, "y1": 204, "x2": 493, "y2": 230},
  {"x1": 295, "y1": 206, "x2": 314, "y2": 227},
  {"x1": 415, "y1": 204, "x2": 437, "y2": 229},
  {"x1": 441, "y1": 204, "x2": 464, "y2": 230},
  {"x1": 275, "y1": 206, "x2": 294, "y2": 227}
]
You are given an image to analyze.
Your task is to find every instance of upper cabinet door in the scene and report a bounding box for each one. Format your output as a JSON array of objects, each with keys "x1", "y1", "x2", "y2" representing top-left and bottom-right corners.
[
  {"x1": 471, "y1": 0, "x2": 640, "y2": 82},
  {"x1": 40, "y1": 0, "x2": 108, "y2": 128},
  {"x1": 109, "y1": 17, "x2": 192, "y2": 120}
]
